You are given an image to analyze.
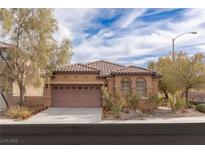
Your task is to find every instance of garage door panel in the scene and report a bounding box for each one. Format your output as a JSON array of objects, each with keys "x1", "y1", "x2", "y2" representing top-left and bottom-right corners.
[{"x1": 51, "y1": 85, "x2": 102, "y2": 107}]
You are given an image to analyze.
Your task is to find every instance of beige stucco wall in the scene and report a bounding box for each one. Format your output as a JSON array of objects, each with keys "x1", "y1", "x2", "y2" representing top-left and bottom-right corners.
[
  {"x1": 0, "y1": 81, "x2": 12, "y2": 107},
  {"x1": 10, "y1": 81, "x2": 47, "y2": 106},
  {"x1": 107, "y1": 77, "x2": 115, "y2": 93},
  {"x1": 0, "y1": 89, "x2": 7, "y2": 110},
  {"x1": 51, "y1": 73, "x2": 105, "y2": 84},
  {"x1": 13, "y1": 82, "x2": 44, "y2": 96},
  {"x1": 0, "y1": 80, "x2": 6, "y2": 110},
  {"x1": 152, "y1": 77, "x2": 159, "y2": 95},
  {"x1": 111, "y1": 75, "x2": 158, "y2": 97},
  {"x1": 9, "y1": 72, "x2": 159, "y2": 107},
  {"x1": 43, "y1": 73, "x2": 106, "y2": 106}
]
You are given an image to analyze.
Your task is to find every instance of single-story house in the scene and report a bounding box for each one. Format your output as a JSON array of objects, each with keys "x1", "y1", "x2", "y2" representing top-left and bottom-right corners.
[
  {"x1": 0, "y1": 42, "x2": 160, "y2": 107},
  {"x1": 34, "y1": 60, "x2": 160, "y2": 107}
]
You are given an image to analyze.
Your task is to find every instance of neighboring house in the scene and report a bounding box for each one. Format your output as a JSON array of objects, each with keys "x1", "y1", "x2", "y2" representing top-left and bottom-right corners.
[
  {"x1": 0, "y1": 41, "x2": 44, "y2": 107},
  {"x1": 0, "y1": 84, "x2": 7, "y2": 110},
  {"x1": 189, "y1": 91, "x2": 205, "y2": 105},
  {"x1": 0, "y1": 42, "x2": 11, "y2": 110},
  {"x1": 43, "y1": 60, "x2": 160, "y2": 107}
]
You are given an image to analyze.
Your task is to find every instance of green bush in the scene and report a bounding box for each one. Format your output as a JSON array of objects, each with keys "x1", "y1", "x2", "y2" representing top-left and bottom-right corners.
[
  {"x1": 111, "y1": 93, "x2": 125, "y2": 118},
  {"x1": 148, "y1": 95, "x2": 161, "y2": 107},
  {"x1": 168, "y1": 96, "x2": 187, "y2": 111},
  {"x1": 101, "y1": 87, "x2": 125, "y2": 118},
  {"x1": 196, "y1": 104, "x2": 205, "y2": 113},
  {"x1": 101, "y1": 86, "x2": 113, "y2": 110},
  {"x1": 137, "y1": 95, "x2": 160, "y2": 113},
  {"x1": 127, "y1": 94, "x2": 140, "y2": 110},
  {"x1": 175, "y1": 96, "x2": 186, "y2": 110}
]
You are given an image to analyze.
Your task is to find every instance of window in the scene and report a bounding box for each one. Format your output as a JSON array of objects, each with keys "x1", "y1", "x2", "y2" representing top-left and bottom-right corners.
[
  {"x1": 121, "y1": 78, "x2": 131, "y2": 95},
  {"x1": 136, "y1": 79, "x2": 147, "y2": 97}
]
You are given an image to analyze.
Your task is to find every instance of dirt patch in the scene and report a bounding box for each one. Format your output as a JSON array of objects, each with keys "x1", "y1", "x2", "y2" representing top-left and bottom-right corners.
[{"x1": 103, "y1": 107, "x2": 205, "y2": 120}]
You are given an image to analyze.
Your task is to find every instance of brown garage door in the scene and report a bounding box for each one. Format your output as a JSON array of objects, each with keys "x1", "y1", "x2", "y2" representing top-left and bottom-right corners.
[{"x1": 51, "y1": 85, "x2": 102, "y2": 107}]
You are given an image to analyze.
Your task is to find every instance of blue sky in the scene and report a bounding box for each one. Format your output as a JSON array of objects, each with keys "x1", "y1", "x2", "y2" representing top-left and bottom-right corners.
[{"x1": 54, "y1": 8, "x2": 205, "y2": 66}]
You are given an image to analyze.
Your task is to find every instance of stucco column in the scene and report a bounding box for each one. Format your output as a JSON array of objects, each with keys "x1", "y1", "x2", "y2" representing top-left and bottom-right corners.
[
  {"x1": 131, "y1": 77, "x2": 136, "y2": 95},
  {"x1": 146, "y1": 84, "x2": 153, "y2": 97},
  {"x1": 43, "y1": 83, "x2": 51, "y2": 107}
]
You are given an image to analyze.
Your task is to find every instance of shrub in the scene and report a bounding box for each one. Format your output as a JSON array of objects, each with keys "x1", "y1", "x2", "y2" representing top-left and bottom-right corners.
[
  {"x1": 175, "y1": 96, "x2": 186, "y2": 110},
  {"x1": 196, "y1": 104, "x2": 205, "y2": 113},
  {"x1": 167, "y1": 96, "x2": 175, "y2": 110},
  {"x1": 127, "y1": 94, "x2": 140, "y2": 111},
  {"x1": 168, "y1": 96, "x2": 187, "y2": 111},
  {"x1": 5, "y1": 106, "x2": 32, "y2": 119},
  {"x1": 138, "y1": 95, "x2": 160, "y2": 113},
  {"x1": 5, "y1": 104, "x2": 47, "y2": 120},
  {"x1": 148, "y1": 95, "x2": 161, "y2": 107},
  {"x1": 101, "y1": 86, "x2": 113, "y2": 110},
  {"x1": 138, "y1": 101, "x2": 155, "y2": 113},
  {"x1": 111, "y1": 93, "x2": 125, "y2": 118}
]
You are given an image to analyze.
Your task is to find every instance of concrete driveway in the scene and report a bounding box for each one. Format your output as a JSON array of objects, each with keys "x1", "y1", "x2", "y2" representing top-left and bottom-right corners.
[{"x1": 25, "y1": 107, "x2": 102, "y2": 124}]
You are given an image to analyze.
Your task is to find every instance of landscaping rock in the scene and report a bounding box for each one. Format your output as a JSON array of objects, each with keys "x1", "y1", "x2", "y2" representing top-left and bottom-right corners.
[
  {"x1": 135, "y1": 109, "x2": 143, "y2": 114},
  {"x1": 122, "y1": 107, "x2": 131, "y2": 113},
  {"x1": 156, "y1": 107, "x2": 172, "y2": 113}
]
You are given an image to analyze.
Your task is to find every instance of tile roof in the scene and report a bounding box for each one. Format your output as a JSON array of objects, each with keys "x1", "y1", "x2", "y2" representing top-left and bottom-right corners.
[
  {"x1": 55, "y1": 63, "x2": 100, "y2": 73},
  {"x1": 111, "y1": 65, "x2": 157, "y2": 75},
  {"x1": 55, "y1": 60, "x2": 159, "y2": 77},
  {"x1": 85, "y1": 60, "x2": 125, "y2": 77},
  {"x1": 0, "y1": 42, "x2": 11, "y2": 49}
]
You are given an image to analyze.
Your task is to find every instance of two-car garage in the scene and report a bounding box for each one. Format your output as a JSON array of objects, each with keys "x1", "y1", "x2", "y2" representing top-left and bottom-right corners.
[{"x1": 51, "y1": 84, "x2": 102, "y2": 107}]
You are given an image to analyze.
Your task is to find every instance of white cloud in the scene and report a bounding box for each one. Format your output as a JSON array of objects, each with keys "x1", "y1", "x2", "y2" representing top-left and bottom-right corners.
[
  {"x1": 54, "y1": 9, "x2": 205, "y2": 66},
  {"x1": 54, "y1": 22, "x2": 72, "y2": 42},
  {"x1": 132, "y1": 57, "x2": 159, "y2": 66},
  {"x1": 117, "y1": 9, "x2": 146, "y2": 28},
  {"x1": 54, "y1": 8, "x2": 100, "y2": 41}
]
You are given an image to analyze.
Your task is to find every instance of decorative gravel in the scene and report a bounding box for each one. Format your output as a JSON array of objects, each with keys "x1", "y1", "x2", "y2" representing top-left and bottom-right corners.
[{"x1": 103, "y1": 107, "x2": 205, "y2": 120}]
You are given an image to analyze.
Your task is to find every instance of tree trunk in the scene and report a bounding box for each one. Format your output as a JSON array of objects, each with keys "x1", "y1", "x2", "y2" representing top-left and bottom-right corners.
[
  {"x1": 170, "y1": 94, "x2": 176, "y2": 111},
  {"x1": 163, "y1": 90, "x2": 169, "y2": 101},
  {"x1": 1, "y1": 91, "x2": 10, "y2": 108},
  {"x1": 184, "y1": 88, "x2": 189, "y2": 107},
  {"x1": 18, "y1": 83, "x2": 26, "y2": 106}
]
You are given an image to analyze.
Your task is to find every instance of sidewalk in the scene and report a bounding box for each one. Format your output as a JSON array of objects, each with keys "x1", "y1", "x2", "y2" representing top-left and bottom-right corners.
[
  {"x1": 1, "y1": 115, "x2": 205, "y2": 124},
  {"x1": 100, "y1": 116, "x2": 205, "y2": 123}
]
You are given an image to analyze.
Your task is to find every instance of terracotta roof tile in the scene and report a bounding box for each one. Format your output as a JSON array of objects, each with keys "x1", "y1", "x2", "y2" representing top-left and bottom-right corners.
[
  {"x1": 55, "y1": 60, "x2": 160, "y2": 77},
  {"x1": 111, "y1": 65, "x2": 157, "y2": 75},
  {"x1": 85, "y1": 60, "x2": 125, "y2": 77},
  {"x1": 55, "y1": 63, "x2": 100, "y2": 73}
]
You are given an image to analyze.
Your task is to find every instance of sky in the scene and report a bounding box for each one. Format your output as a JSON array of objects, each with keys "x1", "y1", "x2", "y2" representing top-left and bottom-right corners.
[{"x1": 54, "y1": 8, "x2": 205, "y2": 67}]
